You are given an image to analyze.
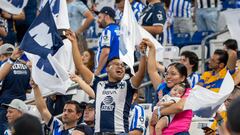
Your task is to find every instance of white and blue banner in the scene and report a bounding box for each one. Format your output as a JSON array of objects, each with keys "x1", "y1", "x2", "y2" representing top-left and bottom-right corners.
[
  {"x1": 20, "y1": 2, "x2": 72, "y2": 94},
  {"x1": 184, "y1": 71, "x2": 235, "y2": 117},
  {"x1": 120, "y1": 0, "x2": 163, "y2": 74},
  {"x1": 0, "y1": 0, "x2": 28, "y2": 14}
]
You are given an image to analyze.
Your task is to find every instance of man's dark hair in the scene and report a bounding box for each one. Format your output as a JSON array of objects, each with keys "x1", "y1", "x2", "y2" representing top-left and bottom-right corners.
[
  {"x1": 115, "y1": 0, "x2": 123, "y2": 3},
  {"x1": 223, "y1": 39, "x2": 238, "y2": 51},
  {"x1": 180, "y1": 51, "x2": 199, "y2": 72},
  {"x1": 12, "y1": 114, "x2": 43, "y2": 135},
  {"x1": 214, "y1": 49, "x2": 229, "y2": 66},
  {"x1": 227, "y1": 97, "x2": 240, "y2": 133},
  {"x1": 65, "y1": 100, "x2": 83, "y2": 113}
]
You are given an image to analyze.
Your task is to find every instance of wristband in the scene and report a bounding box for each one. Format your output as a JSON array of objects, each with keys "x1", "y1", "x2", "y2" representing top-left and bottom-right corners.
[
  {"x1": 217, "y1": 119, "x2": 224, "y2": 126},
  {"x1": 7, "y1": 58, "x2": 16, "y2": 65},
  {"x1": 157, "y1": 107, "x2": 161, "y2": 120}
]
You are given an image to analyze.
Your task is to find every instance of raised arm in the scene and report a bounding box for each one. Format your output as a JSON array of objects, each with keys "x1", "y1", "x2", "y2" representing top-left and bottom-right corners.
[
  {"x1": 0, "y1": 48, "x2": 22, "y2": 81},
  {"x1": 226, "y1": 49, "x2": 237, "y2": 71},
  {"x1": 70, "y1": 74, "x2": 95, "y2": 98},
  {"x1": 30, "y1": 80, "x2": 52, "y2": 124},
  {"x1": 131, "y1": 40, "x2": 147, "y2": 88},
  {"x1": 1, "y1": 11, "x2": 25, "y2": 21},
  {"x1": 65, "y1": 30, "x2": 94, "y2": 84},
  {"x1": 145, "y1": 39, "x2": 162, "y2": 90}
]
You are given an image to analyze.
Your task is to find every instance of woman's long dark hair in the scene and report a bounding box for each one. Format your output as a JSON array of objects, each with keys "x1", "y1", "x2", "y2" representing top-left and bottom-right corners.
[{"x1": 167, "y1": 62, "x2": 190, "y2": 88}]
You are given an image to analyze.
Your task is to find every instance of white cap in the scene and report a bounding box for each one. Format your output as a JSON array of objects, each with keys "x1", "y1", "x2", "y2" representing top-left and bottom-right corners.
[
  {"x1": 0, "y1": 43, "x2": 14, "y2": 55},
  {"x1": 1, "y1": 99, "x2": 28, "y2": 113}
]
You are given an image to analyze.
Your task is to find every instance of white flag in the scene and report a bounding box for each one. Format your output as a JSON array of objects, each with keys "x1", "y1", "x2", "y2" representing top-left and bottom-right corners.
[
  {"x1": 0, "y1": 0, "x2": 28, "y2": 14},
  {"x1": 184, "y1": 71, "x2": 235, "y2": 117},
  {"x1": 120, "y1": 0, "x2": 163, "y2": 74},
  {"x1": 223, "y1": 9, "x2": 240, "y2": 49}
]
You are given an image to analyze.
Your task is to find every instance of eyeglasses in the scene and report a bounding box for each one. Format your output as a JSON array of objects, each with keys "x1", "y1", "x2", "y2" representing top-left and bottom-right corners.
[{"x1": 110, "y1": 62, "x2": 125, "y2": 68}]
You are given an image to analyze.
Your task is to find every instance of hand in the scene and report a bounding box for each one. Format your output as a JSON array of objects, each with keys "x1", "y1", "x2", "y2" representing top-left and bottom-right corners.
[
  {"x1": 10, "y1": 48, "x2": 23, "y2": 60},
  {"x1": 140, "y1": 38, "x2": 155, "y2": 49},
  {"x1": 65, "y1": 29, "x2": 78, "y2": 43},
  {"x1": 1, "y1": 11, "x2": 11, "y2": 19},
  {"x1": 29, "y1": 79, "x2": 38, "y2": 89},
  {"x1": 150, "y1": 109, "x2": 159, "y2": 126},
  {"x1": 69, "y1": 74, "x2": 81, "y2": 83}
]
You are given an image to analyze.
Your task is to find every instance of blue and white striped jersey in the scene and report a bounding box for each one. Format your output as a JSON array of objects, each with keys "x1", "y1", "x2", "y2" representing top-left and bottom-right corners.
[
  {"x1": 96, "y1": 24, "x2": 120, "y2": 74},
  {"x1": 129, "y1": 103, "x2": 145, "y2": 132},
  {"x1": 163, "y1": 10, "x2": 174, "y2": 45},
  {"x1": 91, "y1": 76, "x2": 137, "y2": 133},
  {"x1": 197, "y1": 0, "x2": 220, "y2": 8},
  {"x1": 47, "y1": 116, "x2": 74, "y2": 135},
  {"x1": 187, "y1": 72, "x2": 200, "y2": 88},
  {"x1": 138, "y1": 2, "x2": 166, "y2": 44},
  {"x1": 170, "y1": 0, "x2": 192, "y2": 18}
]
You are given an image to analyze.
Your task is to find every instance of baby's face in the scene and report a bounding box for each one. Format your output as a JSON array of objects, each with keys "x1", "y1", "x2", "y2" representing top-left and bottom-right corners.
[{"x1": 170, "y1": 85, "x2": 185, "y2": 97}]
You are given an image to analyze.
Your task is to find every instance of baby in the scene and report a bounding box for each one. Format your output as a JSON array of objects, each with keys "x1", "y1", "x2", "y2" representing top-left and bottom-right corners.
[{"x1": 150, "y1": 83, "x2": 186, "y2": 135}]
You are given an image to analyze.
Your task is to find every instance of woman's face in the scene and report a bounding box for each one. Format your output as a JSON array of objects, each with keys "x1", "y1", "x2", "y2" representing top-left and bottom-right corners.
[
  {"x1": 165, "y1": 66, "x2": 185, "y2": 88},
  {"x1": 82, "y1": 51, "x2": 91, "y2": 64}
]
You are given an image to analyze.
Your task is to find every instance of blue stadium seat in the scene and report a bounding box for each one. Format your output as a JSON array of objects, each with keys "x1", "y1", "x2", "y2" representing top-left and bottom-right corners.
[
  {"x1": 191, "y1": 31, "x2": 213, "y2": 45},
  {"x1": 172, "y1": 33, "x2": 191, "y2": 47}
]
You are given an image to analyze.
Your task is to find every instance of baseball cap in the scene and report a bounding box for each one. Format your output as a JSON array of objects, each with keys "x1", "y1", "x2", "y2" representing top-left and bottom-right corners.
[
  {"x1": 0, "y1": 43, "x2": 14, "y2": 55},
  {"x1": 1, "y1": 99, "x2": 28, "y2": 113},
  {"x1": 99, "y1": 6, "x2": 116, "y2": 19},
  {"x1": 86, "y1": 99, "x2": 95, "y2": 108}
]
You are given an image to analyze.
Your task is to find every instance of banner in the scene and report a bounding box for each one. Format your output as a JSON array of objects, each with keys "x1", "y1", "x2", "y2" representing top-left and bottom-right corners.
[
  {"x1": 20, "y1": 2, "x2": 72, "y2": 94},
  {"x1": 184, "y1": 71, "x2": 235, "y2": 117},
  {"x1": 0, "y1": 0, "x2": 28, "y2": 14},
  {"x1": 120, "y1": 0, "x2": 163, "y2": 74}
]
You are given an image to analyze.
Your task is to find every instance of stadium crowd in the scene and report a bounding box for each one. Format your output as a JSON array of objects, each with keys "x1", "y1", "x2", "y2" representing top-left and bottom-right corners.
[{"x1": 0, "y1": 0, "x2": 240, "y2": 135}]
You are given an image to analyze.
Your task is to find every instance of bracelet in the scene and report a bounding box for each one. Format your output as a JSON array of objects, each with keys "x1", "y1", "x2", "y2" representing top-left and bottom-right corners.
[
  {"x1": 217, "y1": 119, "x2": 224, "y2": 126},
  {"x1": 157, "y1": 107, "x2": 161, "y2": 120},
  {"x1": 7, "y1": 58, "x2": 16, "y2": 65}
]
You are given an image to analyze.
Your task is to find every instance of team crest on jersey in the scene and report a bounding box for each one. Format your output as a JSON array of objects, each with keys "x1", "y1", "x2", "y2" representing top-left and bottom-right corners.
[
  {"x1": 101, "y1": 96, "x2": 115, "y2": 111},
  {"x1": 103, "y1": 35, "x2": 109, "y2": 41},
  {"x1": 118, "y1": 82, "x2": 125, "y2": 89}
]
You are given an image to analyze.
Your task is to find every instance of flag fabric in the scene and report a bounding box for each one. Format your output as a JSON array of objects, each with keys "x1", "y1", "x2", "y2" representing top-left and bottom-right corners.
[
  {"x1": 119, "y1": 0, "x2": 163, "y2": 74},
  {"x1": 222, "y1": 9, "x2": 240, "y2": 48},
  {"x1": 20, "y1": 2, "x2": 72, "y2": 94},
  {"x1": 0, "y1": 0, "x2": 28, "y2": 14},
  {"x1": 39, "y1": 0, "x2": 75, "y2": 77},
  {"x1": 184, "y1": 71, "x2": 235, "y2": 118}
]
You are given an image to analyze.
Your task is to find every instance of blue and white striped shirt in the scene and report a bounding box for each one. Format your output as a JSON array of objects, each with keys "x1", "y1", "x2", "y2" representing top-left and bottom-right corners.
[
  {"x1": 129, "y1": 103, "x2": 145, "y2": 132},
  {"x1": 187, "y1": 72, "x2": 200, "y2": 88},
  {"x1": 47, "y1": 117, "x2": 74, "y2": 135},
  {"x1": 91, "y1": 76, "x2": 137, "y2": 133},
  {"x1": 170, "y1": 0, "x2": 192, "y2": 18},
  {"x1": 96, "y1": 24, "x2": 120, "y2": 74}
]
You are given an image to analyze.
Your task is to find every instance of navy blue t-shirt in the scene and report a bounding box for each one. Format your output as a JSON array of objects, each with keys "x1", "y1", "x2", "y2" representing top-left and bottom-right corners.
[
  {"x1": 139, "y1": 2, "x2": 166, "y2": 44},
  {"x1": 0, "y1": 60, "x2": 31, "y2": 104}
]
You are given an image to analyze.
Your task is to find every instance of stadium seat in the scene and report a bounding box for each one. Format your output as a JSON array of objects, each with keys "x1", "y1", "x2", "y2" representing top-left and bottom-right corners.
[
  {"x1": 191, "y1": 31, "x2": 213, "y2": 45},
  {"x1": 180, "y1": 45, "x2": 208, "y2": 59},
  {"x1": 172, "y1": 33, "x2": 191, "y2": 47},
  {"x1": 162, "y1": 46, "x2": 180, "y2": 67},
  {"x1": 209, "y1": 40, "x2": 224, "y2": 56}
]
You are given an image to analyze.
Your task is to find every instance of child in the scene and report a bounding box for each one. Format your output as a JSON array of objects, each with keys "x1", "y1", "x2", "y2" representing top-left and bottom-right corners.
[{"x1": 150, "y1": 83, "x2": 187, "y2": 135}]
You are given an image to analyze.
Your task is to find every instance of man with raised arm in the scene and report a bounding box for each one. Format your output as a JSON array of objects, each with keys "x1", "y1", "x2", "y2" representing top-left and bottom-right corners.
[{"x1": 66, "y1": 30, "x2": 147, "y2": 134}]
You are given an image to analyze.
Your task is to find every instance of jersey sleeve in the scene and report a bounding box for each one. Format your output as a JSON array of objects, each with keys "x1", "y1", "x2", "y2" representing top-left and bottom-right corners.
[
  {"x1": 46, "y1": 116, "x2": 63, "y2": 131},
  {"x1": 130, "y1": 105, "x2": 146, "y2": 132},
  {"x1": 152, "y1": 7, "x2": 166, "y2": 26},
  {"x1": 100, "y1": 29, "x2": 112, "y2": 48}
]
